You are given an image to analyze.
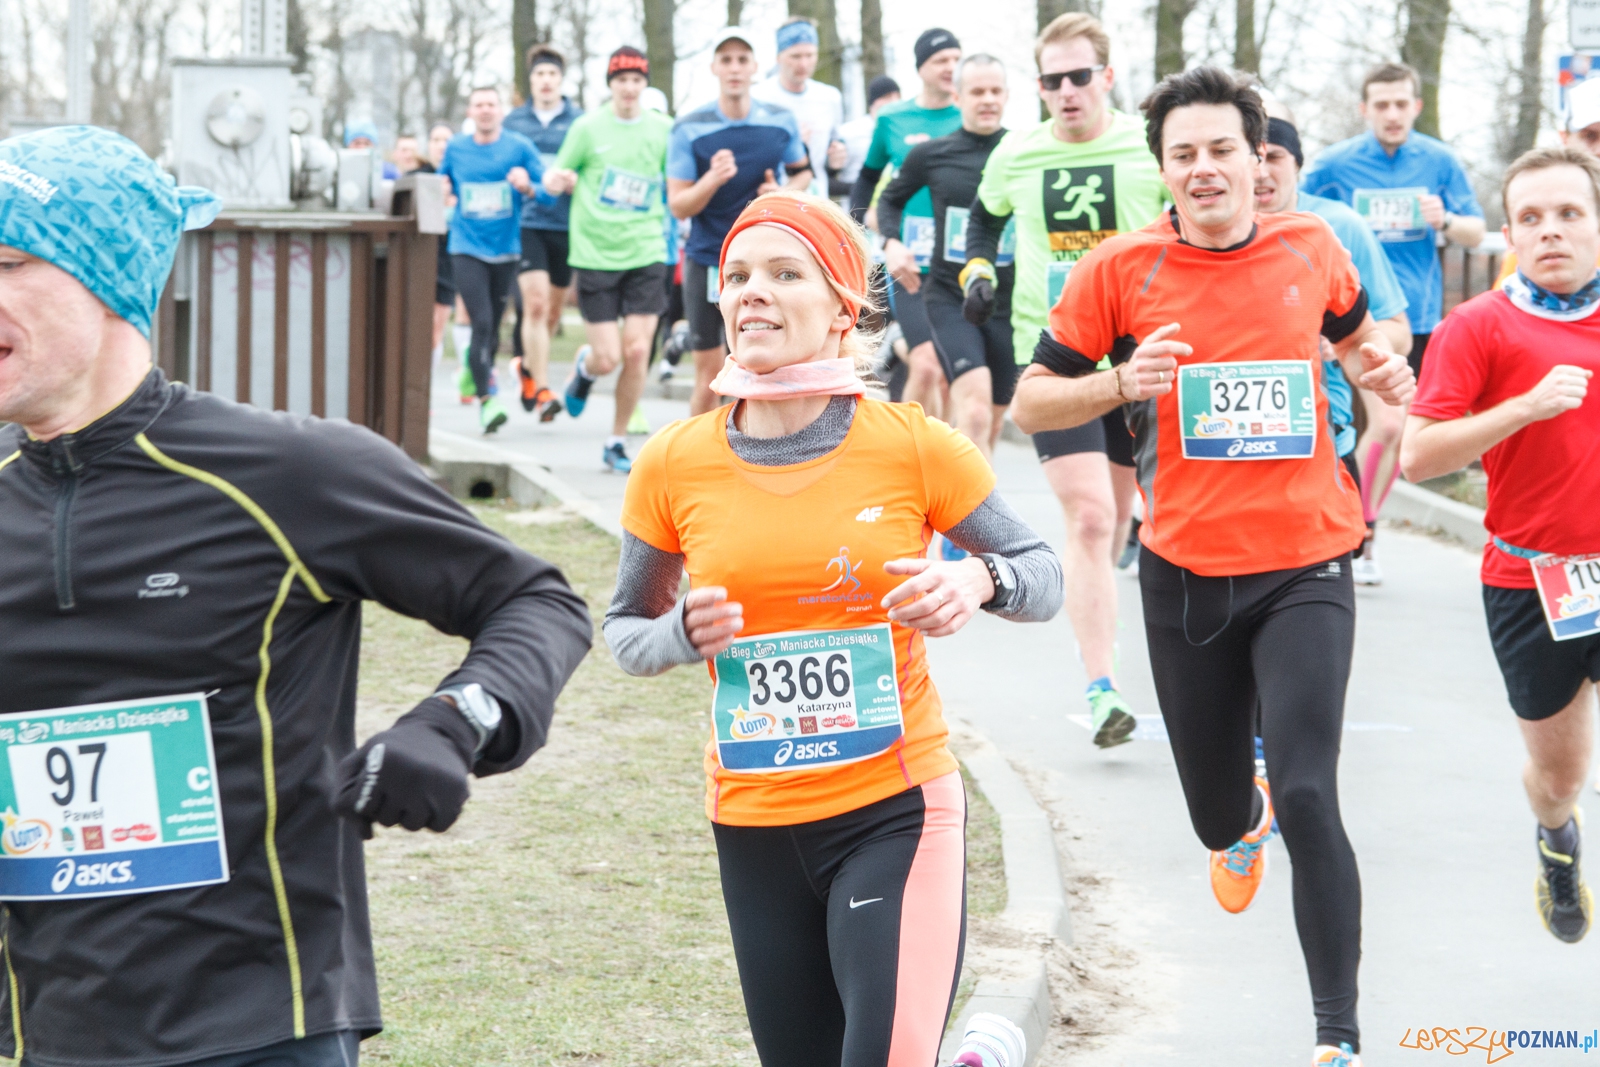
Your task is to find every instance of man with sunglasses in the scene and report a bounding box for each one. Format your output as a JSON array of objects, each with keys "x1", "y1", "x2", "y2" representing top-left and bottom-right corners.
[{"x1": 960, "y1": 12, "x2": 1166, "y2": 748}]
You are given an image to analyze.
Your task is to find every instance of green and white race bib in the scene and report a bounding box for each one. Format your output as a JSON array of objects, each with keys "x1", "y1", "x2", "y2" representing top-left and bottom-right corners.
[
  {"x1": 0, "y1": 694, "x2": 227, "y2": 900},
  {"x1": 712, "y1": 625, "x2": 903, "y2": 773},
  {"x1": 597, "y1": 166, "x2": 658, "y2": 213},
  {"x1": 1352, "y1": 186, "x2": 1429, "y2": 243},
  {"x1": 1177, "y1": 360, "x2": 1318, "y2": 460},
  {"x1": 706, "y1": 265, "x2": 721, "y2": 304},
  {"x1": 459, "y1": 181, "x2": 513, "y2": 220},
  {"x1": 901, "y1": 215, "x2": 936, "y2": 271},
  {"x1": 943, "y1": 208, "x2": 1016, "y2": 267},
  {"x1": 1046, "y1": 260, "x2": 1074, "y2": 309}
]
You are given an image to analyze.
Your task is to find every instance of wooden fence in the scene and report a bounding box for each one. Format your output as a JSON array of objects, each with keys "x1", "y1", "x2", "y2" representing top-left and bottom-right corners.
[
  {"x1": 154, "y1": 206, "x2": 438, "y2": 461},
  {"x1": 1441, "y1": 243, "x2": 1505, "y2": 316}
]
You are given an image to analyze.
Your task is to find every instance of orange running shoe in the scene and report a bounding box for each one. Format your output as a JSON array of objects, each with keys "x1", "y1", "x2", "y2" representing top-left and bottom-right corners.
[
  {"x1": 512, "y1": 357, "x2": 539, "y2": 412},
  {"x1": 1209, "y1": 776, "x2": 1273, "y2": 914}
]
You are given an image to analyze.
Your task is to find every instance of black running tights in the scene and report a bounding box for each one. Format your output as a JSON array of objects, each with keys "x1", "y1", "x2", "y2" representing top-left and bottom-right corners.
[
  {"x1": 1140, "y1": 546, "x2": 1362, "y2": 1052},
  {"x1": 452, "y1": 255, "x2": 519, "y2": 397}
]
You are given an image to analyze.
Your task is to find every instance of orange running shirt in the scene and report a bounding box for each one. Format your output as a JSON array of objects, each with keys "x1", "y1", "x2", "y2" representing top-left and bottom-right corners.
[
  {"x1": 621, "y1": 398, "x2": 995, "y2": 827},
  {"x1": 1046, "y1": 210, "x2": 1368, "y2": 576}
]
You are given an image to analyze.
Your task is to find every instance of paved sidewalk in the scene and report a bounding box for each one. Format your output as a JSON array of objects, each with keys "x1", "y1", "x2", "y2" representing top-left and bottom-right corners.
[{"x1": 433, "y1": 357, "x2": 1599, "y2": 1062}]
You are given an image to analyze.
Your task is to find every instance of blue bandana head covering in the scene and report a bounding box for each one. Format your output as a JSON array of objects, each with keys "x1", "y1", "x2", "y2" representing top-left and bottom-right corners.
[
  {"x1": 1504, "y1": 269, "x2": 1600, "y2": 322},
  {"x1": 343, "y1": 121, "x2": 380, "y2": 147},
  {"x1": 0, "y1": 126, "x2": 222, "y2": 338},
  {"x1": 777, "y1": 20, "x2": 820, "y2": 53}
]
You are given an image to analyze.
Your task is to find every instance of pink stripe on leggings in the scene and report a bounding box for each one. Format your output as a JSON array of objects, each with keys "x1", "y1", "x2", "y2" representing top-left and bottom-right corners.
[{"x1": 887, "y1": 770, "x2": 967, "y2": 1067}]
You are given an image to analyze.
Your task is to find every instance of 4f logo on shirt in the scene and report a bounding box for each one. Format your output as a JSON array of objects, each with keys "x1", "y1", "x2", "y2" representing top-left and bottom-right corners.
[
  {"x1": 855, "y1": 507, "x2": 883, "y2": 522},
  {"x1": 1044, "y1": 165, "x2": 1118, "y2": 254},
  {"x1": 822, "y1": 547, "x2": 862, "y2": 593}
]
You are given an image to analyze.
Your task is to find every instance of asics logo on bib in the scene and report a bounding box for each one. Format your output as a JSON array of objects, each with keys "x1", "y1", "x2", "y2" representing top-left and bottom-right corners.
[
  {"x1": 771, "y1": 739, "x2": 840, "y2": 766},
  {"x1": 1227, "y1": 439, "x2": 1278, "y2": 456},
  {"x1": 855, "y1": 507, "x2": 883, "y2": 522},
  {"x1": 51, "y1": 858, "x2": 134, "y2": 893}
]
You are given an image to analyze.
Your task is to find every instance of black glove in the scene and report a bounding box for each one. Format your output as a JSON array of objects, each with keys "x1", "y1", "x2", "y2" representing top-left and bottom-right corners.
[
  {"x1": 962, "y1": 277, "x2": 996, "y2": 325},
  {"x1": 335, "y1": 697, "x2": 477, "y2": 835}
]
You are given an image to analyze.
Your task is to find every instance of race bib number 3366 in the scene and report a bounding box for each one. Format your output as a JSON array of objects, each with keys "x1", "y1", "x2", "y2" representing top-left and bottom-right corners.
[
  {"x1": 712, "y1": 625, "x2": 903, "y2": 773},
  {"x1": 0, "y1": 694, "x2": 227, "y2": 900}
]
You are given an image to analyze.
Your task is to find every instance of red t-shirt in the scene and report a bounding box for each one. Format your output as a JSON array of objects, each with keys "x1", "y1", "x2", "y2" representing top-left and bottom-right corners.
[
  {"x1": 1410, "y1": 289, "x2": 1600, "y2": 588},
  {"x1": 1045, "y1": 210, "x2": 1368, "y2": 576}
]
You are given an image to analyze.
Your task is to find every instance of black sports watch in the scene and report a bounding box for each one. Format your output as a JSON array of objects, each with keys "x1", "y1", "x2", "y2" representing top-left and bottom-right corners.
[
  {"x1": 976, "y1": 554, "x2": 1016, "y2": 613},
  {"x1": 433, "y1": 682, "x2": 503, "y2": 756}
]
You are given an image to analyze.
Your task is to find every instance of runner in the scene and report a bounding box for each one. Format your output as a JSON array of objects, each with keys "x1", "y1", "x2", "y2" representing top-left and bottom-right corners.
[
  {"x1": 668, "y1": 27, "x2": 813, "y2": 416},
  {"x1": 1301, "y1": 62, "x2": 1485, "y2": 579},
  {"x1": 837, "y1": 76, "x2": 901, "y2": 194},
  {"x1": 0, "y1": 125, "x2": 591, "y2": 1067},
  {"x1": 877, "y1": 54, "x2": 1014, "y2": 473},
  {"x1": 437, "y1": 86, "x2": 546, "y2": 434},
  {"x1": 422, "y1": 123, "x2": 457, "y2": 382},
  {"x1": 1011, "y1": 68, "x2": 1413, "y2": 1065},
  {"x1": 1401, "y1": 145, "x2": 1600, "y2": 944},
  {"x1": 545, "y1": 47, "x2": 672, "y2": 473},
  {"x1": 849, "y1": 29, "x2": 963, "y2": 419},
  {"x1": 505, "y1": 45, "x2": 583, "y2": 422},
  {"x1": 605, "y1": 190, "x2": 1058, "y2": 1067},
  {"x1": 1493, "y1": 76, "x2": 1600, "y2": 287},
  {"x1": 1253, "y1": 107, "x2": 1413, "y2": 585},
  {"x1": 963, "y1": 12, "x2": 1166, "y2": 747},
  {"x1": 751, "y1": 17, "x2": 844, "y2": 200}
]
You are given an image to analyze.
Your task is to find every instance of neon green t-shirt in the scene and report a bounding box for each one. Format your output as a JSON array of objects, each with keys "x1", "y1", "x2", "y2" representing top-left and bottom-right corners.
[
  {"x1": 553, "y1": 104, "x2": 674, "y2": 271},
  {"x1": 976, "y1": 111, "x2": 1166, "y2": 362}
]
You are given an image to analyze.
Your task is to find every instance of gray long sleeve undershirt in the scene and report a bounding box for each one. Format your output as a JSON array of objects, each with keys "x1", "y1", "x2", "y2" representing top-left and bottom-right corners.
[{"x1": 603, "y1": 397, "x2": 1063, "y2": 677}]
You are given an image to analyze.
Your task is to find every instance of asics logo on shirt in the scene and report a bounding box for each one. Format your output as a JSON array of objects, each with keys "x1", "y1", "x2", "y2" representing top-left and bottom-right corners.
[
  {"x1": 855, "y1": 507, "x2": 883, "y2": 522},
  {"x1": 848, "y1": 896, "x2": 883, "y2": 909}
]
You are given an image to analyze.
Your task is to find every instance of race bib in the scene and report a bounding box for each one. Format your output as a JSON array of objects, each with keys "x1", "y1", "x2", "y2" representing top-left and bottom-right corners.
[
  {"x1": 0, "y1": 694, "x2": 227, "y2": 901},
  {"x1": 943, "y1": 209, "x2": 1017, "y2": 267},
  {"x1": 706, "y1": 265, "x2": 721, "y2": 304},
  {"x1": 1047, "y1": 260, "x2": 1074, "y2": 308},
  {"x1": 597, "y1": 166, "x2": 658, "y2": 213},
  {"x1": 712, "y1": 625, "x2": 904, "y2": 773},
  {"x1": 459, "y1": 181, "x2": 513, "y2": 221},
  {"x1": 1530, "y1": 553, "x2": 1600, "y2": 641},
  {"x1": 1177, "y1": 360, "x2": 1318, "y2": 460},
  {"x1": 901, "y1": 215, "x2": 935, "y2": 271},
  {"x1": 1352, "y1": 187, "x2": 1429, "y2": 242}
]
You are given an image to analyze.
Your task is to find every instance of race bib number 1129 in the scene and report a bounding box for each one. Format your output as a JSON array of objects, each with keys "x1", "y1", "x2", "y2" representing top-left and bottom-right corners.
[{"x1": 0, "y1": 694, "x2": 227, "y2": 900}]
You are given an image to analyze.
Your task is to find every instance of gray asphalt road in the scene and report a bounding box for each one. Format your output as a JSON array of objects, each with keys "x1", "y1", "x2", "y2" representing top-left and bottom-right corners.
[{"x1": 435, "y1": 356, "x2": 1599, "y2": 1063}]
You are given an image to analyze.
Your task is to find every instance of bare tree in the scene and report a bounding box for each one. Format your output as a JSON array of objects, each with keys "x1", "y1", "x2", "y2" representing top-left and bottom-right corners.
[
  {"x1": 788, "y1": 0, "x2": 842, "y2": 88},
  {"x1": 551, "y1": 0, "x2": 598, "y2": 108},
  {"x1": 1155, "y1": 0, "x2": 1198, "y2": 79},
  {"x1": 287, "y1": 0, "x2": 312, "y2": 73},
  {"x1": 860, "y1": 0, "x2": 883, "y2": 83},
  {"x1": 642, "y1": 0, "x2": 675, "y2": 111},
  {"x1": 1400, "y1": 0, "x2": 1449, "y2": 138},
  {"x1": 1038, "y1": 0, "x2": 1093, "y2": 31},
  {"x1": 89, "y1": 0, "x2": 185, "y2": 155},
  {"x1": 1510, "y1": 0, "x2": 1545, "y2": 159},
  {"x1": 728, "y1": 0, "x2": 744, "y2": 26},
  {"x1": 1234, "y1": 0, "x2": 1258, "y2": 73},
  {"x1": 513, "y1": 0, "x2": 538, "y2": 103}
]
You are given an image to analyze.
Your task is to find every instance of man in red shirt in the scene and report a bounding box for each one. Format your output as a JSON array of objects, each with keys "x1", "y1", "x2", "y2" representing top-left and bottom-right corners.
[
  {"x1": 1401, "y1": 145, "x2": 1600, "y2": 944},
  {"x1": 1010, "y1": 67, "x2": 1412, "y2": 1067}
]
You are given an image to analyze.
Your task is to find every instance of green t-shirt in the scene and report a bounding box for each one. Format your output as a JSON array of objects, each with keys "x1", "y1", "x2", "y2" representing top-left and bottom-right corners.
[
  {"x1": 864, "y1": 99, "x2": 961, "y2": 269},
  {"x1": 976, "y1": 111, "x2": 1166, "y2": 362},
  {"x1": 553, "y1": 104, "x2": 673, "y2": 271}
]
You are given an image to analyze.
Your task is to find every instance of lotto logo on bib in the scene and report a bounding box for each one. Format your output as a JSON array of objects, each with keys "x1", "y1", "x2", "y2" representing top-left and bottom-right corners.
[
  {"x1": 1043, "y1": 165, "x2": 1118, "y2": 254},
  {"x1": 712, "y1": 625, "x2": 904, "y2": 772},
  {"x1": 0, "y1": 694, "x2": 228, "y2": 901}
]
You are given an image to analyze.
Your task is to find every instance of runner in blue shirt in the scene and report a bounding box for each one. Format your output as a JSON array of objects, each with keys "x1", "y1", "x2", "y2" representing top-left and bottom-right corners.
[
  {"x1": 438, "y1": 86, "x2": 544, "y2": 433},
  {"x1": 667, "y1": 26, "x2": 812, "y2": 416},
  {"x1": 1257, "y1": 109, "x2": 1411, "y2": 586},
  {"x1": 505, "y1": 46, "x2": 584, "y2": 421},
  {"x1": 1301, "y1": 61, "x2": 1485, "y2": 383}
]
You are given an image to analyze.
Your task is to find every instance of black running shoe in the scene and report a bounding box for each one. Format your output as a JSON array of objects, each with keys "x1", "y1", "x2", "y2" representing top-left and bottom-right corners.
[{"x1": 1536, "y1": 818, "x2": 1593, "y2": 943}]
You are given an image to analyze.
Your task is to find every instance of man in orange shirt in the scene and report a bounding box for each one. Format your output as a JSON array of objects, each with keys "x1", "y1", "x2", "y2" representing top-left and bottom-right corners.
[{"x1": 1010, "y1": 68, "x2": 1412, "y2": 1067}]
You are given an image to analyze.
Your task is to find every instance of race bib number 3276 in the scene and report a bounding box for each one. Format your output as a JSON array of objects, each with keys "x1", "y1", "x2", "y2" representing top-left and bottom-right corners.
[
  {"x1": 0, "y1": 694, "x2": 227, "y2": 900},
  {"x1": 712, "y1": 625, "x2": 904, "y2": 773},
  {"x1": 1177, "y1": 360, "x2": 1318, "y2": 460}
]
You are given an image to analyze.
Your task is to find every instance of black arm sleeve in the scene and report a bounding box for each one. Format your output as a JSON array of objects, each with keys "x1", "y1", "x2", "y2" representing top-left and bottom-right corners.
[
  {"x1": 1322, "y1": 286, "x2": 1370, "y2": 343},
  {"x1": 268, "y1": 420, "x2": 594, "y2": 776},
  {"x1": 1030, "y1": 330, "x2": 1103, "y2": 378},
  {"x1": 848, "y1": 165, "x2": 885, "y2": 223},
  {"x1": 875, "y1": 144, "x2": 930, "y2": 248},
  {"x1": 964, "y1": 196, "x2": 1010, "y2": 265}
]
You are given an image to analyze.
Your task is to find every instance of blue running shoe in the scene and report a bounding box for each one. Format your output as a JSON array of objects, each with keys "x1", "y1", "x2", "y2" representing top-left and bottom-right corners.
[
  {"x1": 564, "y1": 344, "x2": 594, "y2": 417},
  {"x1": 602, "y1": 440, "x2": 632, "y2": 473}
]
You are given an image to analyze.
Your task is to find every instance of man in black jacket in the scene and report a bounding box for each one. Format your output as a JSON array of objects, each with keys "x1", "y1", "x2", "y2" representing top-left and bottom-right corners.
[{"x1": 0, "y1": 127, "x2": 592, "y2": 1067}]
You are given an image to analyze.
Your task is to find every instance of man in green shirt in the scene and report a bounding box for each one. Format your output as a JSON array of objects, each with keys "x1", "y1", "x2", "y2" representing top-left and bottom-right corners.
[
  {"x1": 963, "y1": 13, "x2": 1166, "y2": 748},
  {"x1": 546, "y1": 46, "x2": 673, "y2": 473},
  {"x1": 848, "y1": 28, "x2": 963, "y2": 418}
]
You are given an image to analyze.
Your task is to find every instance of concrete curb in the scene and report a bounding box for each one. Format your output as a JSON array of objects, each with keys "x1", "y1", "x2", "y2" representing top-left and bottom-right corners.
[
  {"x1": 428, "y1": 429, "x2": 624, "y2": 538},
  {"x1": 1379, "y1": 479, "x2": 1486, "y2": 547}
]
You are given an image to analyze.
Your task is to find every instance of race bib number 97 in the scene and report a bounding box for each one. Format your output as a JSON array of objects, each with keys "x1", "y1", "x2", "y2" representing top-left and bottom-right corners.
[
  {"x1": 0, "y1": 694, "x2": 227, "y2": 900},
  {"x1": 712, "y1": 625, "x2": 904, "y2": 773},
  {"x1": 1177, "y1": 360, "x2": 1318, "y2": 460}
]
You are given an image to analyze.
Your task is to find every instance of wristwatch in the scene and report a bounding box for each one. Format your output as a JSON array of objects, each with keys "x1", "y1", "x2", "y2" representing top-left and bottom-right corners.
[
  {"x1": 1441, "y1": 211, "x2": 1454, "y2": 234},
  {"x1": 976, "y1": 554, "x2": 1017, "y2": 613},
  {"x1": 433, "y1": 682, "x2": 503, "y2": 756}
]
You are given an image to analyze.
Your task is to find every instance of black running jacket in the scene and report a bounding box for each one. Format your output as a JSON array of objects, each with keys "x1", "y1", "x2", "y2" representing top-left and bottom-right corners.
[{"x1": 0, "y1": 371, "x2": 593, "y2": 1066}]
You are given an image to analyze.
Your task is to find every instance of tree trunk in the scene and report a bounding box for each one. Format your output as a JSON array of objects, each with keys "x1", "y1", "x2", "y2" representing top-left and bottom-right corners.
[
  {"x1": 1401, "y1": 0, "x2": 1450, "y2": 139},
  {"x1": 1511, "y1": 0, "x2": 1545, "y2": 159},
  {"x1": 513, "y1": 0, "x2": 538, "y2": 104},
  {"x1": 728, "y1": 0, "x2": 744, "y2": 25},
  {"x1": 1037, "y1": 0, "x2": 1087, "y2": 31},
  {"x1": 788, "y1": 0, "x2": 842, "y2": 88},
  {"x1": 1154, "y1": 0, "x2": 1194, "y2": 80},
  {"x1": 1234, "y1": 0, "x2": 1258, "y2": 74},
  {"x1": 860, "y1": 0, "x2": 884, "y2": 84},
  {"x1": 286, "y1": 0, "x2": 311, "y2": 74},
  {"x1": 643, "y1": 0, "x2": 676, "y2": 112}
]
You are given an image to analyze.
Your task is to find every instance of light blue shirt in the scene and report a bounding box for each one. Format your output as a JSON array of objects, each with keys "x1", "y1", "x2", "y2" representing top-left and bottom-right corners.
[{"x1": 1302, "y1": 130, "x2": 1482, "y2": 333}]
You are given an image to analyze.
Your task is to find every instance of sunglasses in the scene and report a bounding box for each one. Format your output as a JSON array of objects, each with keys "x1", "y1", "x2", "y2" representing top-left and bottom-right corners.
[{"x1": 1038, "y1": 66, "x2": 1105, "y2": 90}]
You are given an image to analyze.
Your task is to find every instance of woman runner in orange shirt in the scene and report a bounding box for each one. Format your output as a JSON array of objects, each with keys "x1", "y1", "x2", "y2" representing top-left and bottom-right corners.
[{"x1": 605, "y1": 191, "x2": 1061, "y2": 1067}]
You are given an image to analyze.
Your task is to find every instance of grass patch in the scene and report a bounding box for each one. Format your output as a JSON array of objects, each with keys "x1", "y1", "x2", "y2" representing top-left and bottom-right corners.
[{"x1": 356, "y1": 506, "x2": 1006, "y2": 1064}]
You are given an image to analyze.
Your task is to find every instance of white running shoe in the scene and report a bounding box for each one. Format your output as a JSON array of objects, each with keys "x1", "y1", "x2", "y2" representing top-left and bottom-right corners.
[
  {"x1": 1351, "y1": 554, "x2": 1382, "y2": 586},
  {"x1": 949, "y1": 1011, "x2": 1026, "y2": 1067}
]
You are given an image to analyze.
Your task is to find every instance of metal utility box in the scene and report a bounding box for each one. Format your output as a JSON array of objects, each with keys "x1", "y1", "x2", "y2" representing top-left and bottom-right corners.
[{"x1": 170, "y1": 58, "x2": 295, "y2": 210}]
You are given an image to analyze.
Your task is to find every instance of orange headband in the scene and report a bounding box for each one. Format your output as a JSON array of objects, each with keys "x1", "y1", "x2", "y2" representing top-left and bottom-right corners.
[{"x1": 719, "y1": 194, "x2": 867, "y2": 319}]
